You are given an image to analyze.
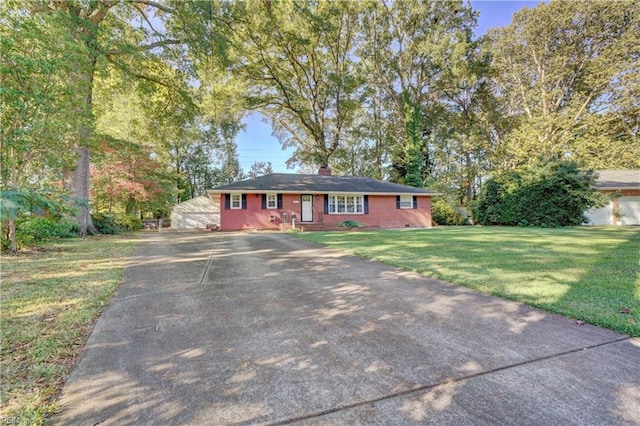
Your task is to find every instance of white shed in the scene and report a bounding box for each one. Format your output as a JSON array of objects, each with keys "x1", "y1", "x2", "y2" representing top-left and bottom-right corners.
[{"x1": 170, "y1": 196, "x2": 220, "y2": 229}]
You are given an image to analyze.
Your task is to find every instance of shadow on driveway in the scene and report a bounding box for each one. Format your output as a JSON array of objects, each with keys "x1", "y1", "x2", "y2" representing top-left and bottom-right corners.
[{"x1": 51, "y1": 232, "x2": 640, "y2": 425}]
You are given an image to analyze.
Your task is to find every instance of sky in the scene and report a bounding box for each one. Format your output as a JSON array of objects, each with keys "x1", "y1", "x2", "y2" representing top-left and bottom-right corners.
[{"x1": 235, "y1": 1, "x2": 544, "y2": 174}]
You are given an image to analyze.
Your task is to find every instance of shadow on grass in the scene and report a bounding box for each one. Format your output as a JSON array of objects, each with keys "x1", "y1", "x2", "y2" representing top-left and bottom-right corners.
[
  {"x1": 297, "y1": 227, "x2": 640, "y2": 336},
  {"x1": 558, "y1": 229, "x2": 639, "y2": 335}
]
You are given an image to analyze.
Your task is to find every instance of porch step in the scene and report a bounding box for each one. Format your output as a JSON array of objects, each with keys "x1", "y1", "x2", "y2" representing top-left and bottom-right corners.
[{"x1": 300, "y1": 223, "x2": 327, "y2": 231}]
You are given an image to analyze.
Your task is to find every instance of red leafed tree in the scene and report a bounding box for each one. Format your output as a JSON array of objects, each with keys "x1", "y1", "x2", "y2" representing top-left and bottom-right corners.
[{"x1": 91, "y1": 139, "x2": 172, "y2": 216}]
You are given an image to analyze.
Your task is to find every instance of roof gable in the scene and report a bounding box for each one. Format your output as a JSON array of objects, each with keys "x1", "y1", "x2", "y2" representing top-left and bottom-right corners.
[
  {"x1": 210, "y1": 173, "x2": 440, "y2": 195},
  {"x1": 594, "y1": 170, "x2": 640, "y2": 190}
]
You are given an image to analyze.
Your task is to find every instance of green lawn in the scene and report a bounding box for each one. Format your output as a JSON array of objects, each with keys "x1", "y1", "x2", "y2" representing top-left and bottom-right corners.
[
  {"x1": 0, "y1": 235, "x2": 138, "y2": 424},
  {"x1": 296, "y1": 226, "x2": 640, "y2": 336}
]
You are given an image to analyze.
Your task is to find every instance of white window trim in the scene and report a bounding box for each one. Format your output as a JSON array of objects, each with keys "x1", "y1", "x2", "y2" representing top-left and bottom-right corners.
[
  {"x1": 328, "y1": 194, "x2": 364, "y2": 214},
  {"x1": 230, "y1": 193, "x2": 242, "y2": 209},
  {"x1": 266, "y1": 193, "x2": 278, "y2": 209},
  {"x1": 399, "y1": 195, "x2": 414, "y2": 209}
]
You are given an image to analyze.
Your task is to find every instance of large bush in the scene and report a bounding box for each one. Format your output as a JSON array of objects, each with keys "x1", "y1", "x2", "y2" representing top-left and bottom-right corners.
[
  {"x1": 431, "y1": 198, "x2": 468, "y2": 226},
  {"x1": 473, "y1": 160, "x2": 605, "y2": 227}
]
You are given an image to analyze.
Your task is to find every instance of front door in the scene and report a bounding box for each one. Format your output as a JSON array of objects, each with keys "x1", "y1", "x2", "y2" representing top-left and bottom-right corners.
[{"x1": 301, "y1": 195, "x2": 313, "y2": 222}]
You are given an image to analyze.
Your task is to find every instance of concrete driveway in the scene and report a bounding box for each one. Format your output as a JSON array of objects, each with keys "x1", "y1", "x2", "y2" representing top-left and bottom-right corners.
[{"x1": 52, "y1": 232, "x2": 640, "y2": 425}]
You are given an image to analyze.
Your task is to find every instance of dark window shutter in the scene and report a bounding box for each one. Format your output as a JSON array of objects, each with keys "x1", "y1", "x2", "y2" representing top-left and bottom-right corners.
[
  {"x1": 225, "y1": 194, "x2": 230, "y2": 210},
  {"x1": 413, "y1": 196, "x2": 418, "y2": 209},
  {"x1": 241, "y1": 194, "x2": 247, "y2": 210},
  {"x1": 277, "y1": 194, "x2": 283, "y2": 209},
  {"x1": 364, "y1": 195, "x2": 369, "y2": 214},
  {"x1": 396, "y1": 195, "x2": 401, "y2": 209},
  {"x1": 324, "y1": 194, "x2": 329, "y2": 214},
  {"x1": 261, "y1": 194, "x2": 267, "y2": 209}
]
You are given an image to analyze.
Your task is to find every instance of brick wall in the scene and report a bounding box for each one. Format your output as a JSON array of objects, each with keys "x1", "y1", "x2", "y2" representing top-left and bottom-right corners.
[{"x1": 220, "y1": 193, "x2": 433, "y2": 230}]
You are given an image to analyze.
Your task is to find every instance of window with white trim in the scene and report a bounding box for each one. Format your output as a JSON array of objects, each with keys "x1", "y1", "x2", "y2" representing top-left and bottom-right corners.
[
  {"x1": 328, "y1": 194, "x2": 364, "y2": 214},
  {"x1": 230, "y1": 194, "x2": 242, "y2": 209},
  {"x1": 266, "y1": 193, "x2": 277, "y2": 209},
  {"x1": 399, "y1": 195, "x2": 414, "y2": 209}
]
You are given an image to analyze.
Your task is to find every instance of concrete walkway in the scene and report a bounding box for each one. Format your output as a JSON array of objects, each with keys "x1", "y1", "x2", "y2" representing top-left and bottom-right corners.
[{"x1": 52, "y1": 232, "x2": 640, "y2": 425}]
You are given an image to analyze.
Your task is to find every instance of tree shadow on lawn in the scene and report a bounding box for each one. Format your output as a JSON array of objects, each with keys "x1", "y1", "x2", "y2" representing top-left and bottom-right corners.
[
  {"x1": 554, "y1": 229, "x2": 640, "y2": 336},
  {"x1": 439, "y1": 228, "x2": 639, "y2": 336},
  {"x1": 313, "y1": 227, "x2": 640, "y2": 336}
]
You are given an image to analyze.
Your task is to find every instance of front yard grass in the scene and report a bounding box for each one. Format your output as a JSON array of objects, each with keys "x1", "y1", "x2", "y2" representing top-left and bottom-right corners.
[
  {"x1": 296, "y1": 226, "x2": 640, "y2": 336},
  {"x1": 1, "y1": 235, "x2": 138, "y2": 424}
]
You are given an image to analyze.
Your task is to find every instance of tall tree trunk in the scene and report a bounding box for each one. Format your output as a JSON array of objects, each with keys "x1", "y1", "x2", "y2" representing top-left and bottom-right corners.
[
  {"x1": 69, "y1": 65, "x2": 99, "y2": 236},
  {"x1": 7, "y1": 148, "x2": 19, "y2": 253},
  {"x1": 7, "y1": 218, "x2": 17, "y2": 255},
  {"x1": 71, "y1": 145, "x2": 98, "y2": 235},
  {"x1": 465, "y1": 152, "x2": 473, "y2": 207}
]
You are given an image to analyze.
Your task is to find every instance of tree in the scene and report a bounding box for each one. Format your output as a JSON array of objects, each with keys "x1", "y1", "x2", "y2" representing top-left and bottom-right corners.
[
  {"x1": 247, "y1": 161, "x2": 273, "y2": 179},
  {"x1": 1, "y1": 4, "x2": 85, "y2": 251},
  {"x1": 23, "y1": 0, "x2": 215, "y2": 235},
  {"x1": 332, "y1": 85, "x2": 394, "y2": 180},
  {"x1": 486, "y1": 0, "x2": 640, "y2": 168},
  {"x1": 433, "y1": 36, "x2": 503, "y2": 207},
  {"x1": 217, "y1": 137, "x2": 244, "y2": 184},
  {"x1": 231, "y1": 0, "x2": 364, "y2": 169},
  {"x1": 358, "y1": 0, "x2": 478, "y2": 187},
  {"x1": 90, "y1": 136, "x2": 173, "y2": 216}
]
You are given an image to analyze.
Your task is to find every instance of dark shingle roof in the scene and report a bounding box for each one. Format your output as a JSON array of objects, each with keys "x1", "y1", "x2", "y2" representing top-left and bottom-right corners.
[
  {"x1": 210, "y1": 174, "x2": 441, "y2": 195},
  {"x1": 594, "y1": 170, "x2": 640, "y2": 190}
]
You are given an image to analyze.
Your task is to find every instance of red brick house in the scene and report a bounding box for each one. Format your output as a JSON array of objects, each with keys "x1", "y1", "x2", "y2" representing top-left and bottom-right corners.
[{"x1": 208, "y1": 168, "x2": 441, "y2": 231}]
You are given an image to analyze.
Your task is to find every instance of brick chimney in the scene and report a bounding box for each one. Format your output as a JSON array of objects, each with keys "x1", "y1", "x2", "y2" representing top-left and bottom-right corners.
[{"x1": 318, "y1": 166, "x2": 332, "y2": 176}]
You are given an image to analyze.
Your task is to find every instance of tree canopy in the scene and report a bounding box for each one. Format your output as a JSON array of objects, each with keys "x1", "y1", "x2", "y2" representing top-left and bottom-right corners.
[
  {"x1": 486, "y1": 0, "x2": 640, "y2": 169},
  {"x1": 3, "y1": 0, "x2": 639, "y2": 249}
]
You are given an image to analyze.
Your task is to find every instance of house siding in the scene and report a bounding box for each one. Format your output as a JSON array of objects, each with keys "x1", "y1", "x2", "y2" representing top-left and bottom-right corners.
[{"x1": 219, "y1": 193, "x2": 433, "y2": 231}]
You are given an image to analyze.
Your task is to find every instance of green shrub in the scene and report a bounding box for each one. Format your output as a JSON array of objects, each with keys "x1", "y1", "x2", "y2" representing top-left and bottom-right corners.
[
  {"x1": 91, "y1": 213, "x2": 126, "y2": 234},
  {"x1": 92, "y1": 213, "x2": 143, "y2": 234},
  {"x1": 1, "y1": 188, "x2": 79, "y2": 251},
  {"x1": 473, "y1": 160, "x2": 605, "y2": 227},
  {"x1": 13, "y1": 216, "x2": 78, "y2": 248},
  {"x1": 431, "y1": 198, "x2": 468, "y2": 226},
  {"x1": 118, "y1": 214, "x2": 142, "y2": 231},
  {"x1": 336, "y1": 220, "x2": 366, "y2": 228}
]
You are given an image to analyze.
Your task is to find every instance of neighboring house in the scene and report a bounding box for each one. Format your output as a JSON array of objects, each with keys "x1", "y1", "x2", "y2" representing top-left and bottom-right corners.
[
  {"x1": 207, "y1": 168, "x2": 441, "y2": 231},
  {"x1": 585, "y1": 170, "x2": 640, "y2": 225},
  {"x1": 170, "y1": 195, "x2": 220, "y2": 229}
]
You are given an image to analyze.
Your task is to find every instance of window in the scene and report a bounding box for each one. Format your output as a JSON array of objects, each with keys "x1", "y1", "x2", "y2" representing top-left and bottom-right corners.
[
  {"x1": 266, "y1": 193, "x2": 277, "y2": 209},
  {"x1": 230, "y1": 194, "x2": 242, "y2": 209},
  {"x1": 399, "y1": 195, "x2": 414, "y2": 209},
  {"x1": 328, "y1": 194, "x2": 364, "y2": 214}
]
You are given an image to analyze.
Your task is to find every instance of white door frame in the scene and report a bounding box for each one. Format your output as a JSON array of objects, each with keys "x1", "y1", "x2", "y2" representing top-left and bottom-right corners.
[{"x1": 301, "y1": 194, "x2": 313, "y2": 222}]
